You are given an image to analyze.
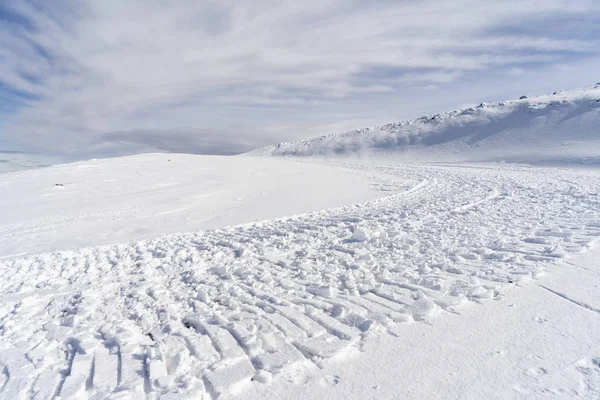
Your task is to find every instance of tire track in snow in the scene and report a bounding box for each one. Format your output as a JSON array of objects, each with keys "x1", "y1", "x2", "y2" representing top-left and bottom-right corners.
[
  {"x1": 537, "y1": 284, "x2": 600, "y2": 315},
  {"x1": 0, "y1": 162, "x2": 599, "y2": 398}
]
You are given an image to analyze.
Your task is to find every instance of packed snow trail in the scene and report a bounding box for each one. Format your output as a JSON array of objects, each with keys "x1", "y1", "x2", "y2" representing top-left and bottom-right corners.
[{"x1": 0, "y1": 162, "x2": 599, "y2": 399}]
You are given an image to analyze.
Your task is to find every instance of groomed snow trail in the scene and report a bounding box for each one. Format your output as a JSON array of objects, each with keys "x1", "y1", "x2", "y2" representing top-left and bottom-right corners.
[{"x1": 1, "y1": 162, "x2": 599, "y2": 399}]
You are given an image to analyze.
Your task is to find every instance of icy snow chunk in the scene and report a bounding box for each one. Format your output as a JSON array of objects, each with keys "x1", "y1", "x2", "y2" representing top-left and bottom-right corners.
[
  {"x1": 62, "y1": 314, "x2": 77, "y2": 327},
  {"x1": 275, "y1": 306, "x2": 327, "y2": 338},
  {"x1": 358, "y1": 319, "x2": 377, "y2": 332},
  {"x1": 263, "y1": 313, "x2": 306, "y2": 340},
  {"x1": 470, "y1": 286, "x2": 495, "y2": 299},
  {"x1": 69, "y1": 353, "x2": 94, "y2": 378},
  {"x1": 27, "y1": 340, "x2": 60, "y2": 365},
  {"x1": 212, "y1": 266, "x2": 231, "y2": 279},
  {"x1": 203, "y1": 324, "x2": 248, "y2": 365},
  {"x1": 235, "y1": 247, "x2": 246, "y2": 258},
  {"x1": 311, "y1": 285, "x2": 334, "y2": 298},
  {"x1": 410, "y1": 295, "x2": 441, "y2": 321},
  {"x1": 306, "y1": 308, "x2": 359, "y2": 340},
  {"x1": 148, "y1": 359, "x2": 169, "y2": 389},
  {"x1": 163, "y1": 335, "x2": 192, "y2": 375},
  {"x1": 78, "y1": 335, "x2": 100, "y2": 354},
  {"x1": 32, "y1": 369, "x2": 62, "y2": 400},
  {"x1": 545, "y1": 244, "x2": 566, "y2": 258},
  {"x1": 185, "y1": 334, "x2": 220, "y2": 363},
  {"x1": 524, "y1": 237, "x2": 549, "y2": 244},
  {"x1": 254, "y1": 370, "x2": 273, "y2": 384},
  {"x1": 60, "y1": 375, "x2": 87, "y2": 398},
  {"x1": 0, "y1": 348, "x2": 36, "y2": 399},
  {"x1": 255, "y1": 344, "x2": 307, "y2": 373},
  {"x1": 393, "y1": 313, "x2": 414, "y2": 323},
  {"x1": 93, "y1": 346, "x2": 119, "y2": 392},
  {"x1": 119, "y1": 351, "x2": 146, "y2": 392},
  {"x1": 196, "y1": 289, "x2": 210, "y2": 303},
  {"x1": 330, "y1": 305, "x2": 347, "y2": 318},
  {"x1": 349, "y1": 229, "x2": 368, "y2": 242},
  {"x1": 205, "y1": 359, "x2": 255, "y2": 396}
]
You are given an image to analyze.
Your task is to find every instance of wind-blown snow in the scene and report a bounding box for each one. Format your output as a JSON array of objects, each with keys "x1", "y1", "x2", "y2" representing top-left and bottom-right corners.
[{"x1": 252, "y1": 84, "x2": 600, "y2": 162}]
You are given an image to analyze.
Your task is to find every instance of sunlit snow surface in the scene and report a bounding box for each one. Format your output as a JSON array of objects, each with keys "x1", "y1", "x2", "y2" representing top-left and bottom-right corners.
[
  {"x1": 0, "y1": 154, "x2": 385, "y2": 257},
  {"x1": 1, "y1": 86, "x2": 599, "y2": 399},
  {"x1": 0, "y1": 155, "x2": 599, "y2": 399}
]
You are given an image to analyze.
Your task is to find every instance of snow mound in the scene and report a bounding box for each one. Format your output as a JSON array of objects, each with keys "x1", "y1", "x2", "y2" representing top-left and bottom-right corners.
[{"x1": 251, "y1": 84, "x2": 600, "y2": 162}]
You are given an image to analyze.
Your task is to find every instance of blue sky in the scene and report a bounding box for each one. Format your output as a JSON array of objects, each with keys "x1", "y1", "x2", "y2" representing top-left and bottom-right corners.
[{"x1": 0, "y1": 0, "x2": 599, "y2": 159}]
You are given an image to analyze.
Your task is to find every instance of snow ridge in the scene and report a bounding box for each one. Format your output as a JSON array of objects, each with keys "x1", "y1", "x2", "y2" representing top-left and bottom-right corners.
[{"x1": 251, "y1": 84, "x2": 600, "y2": 158}]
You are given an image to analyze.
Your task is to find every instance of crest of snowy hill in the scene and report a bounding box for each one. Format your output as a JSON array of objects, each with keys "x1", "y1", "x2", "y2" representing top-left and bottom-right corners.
[{"x1": 252, "y1": 84, "x2": 600, "y2": 162}]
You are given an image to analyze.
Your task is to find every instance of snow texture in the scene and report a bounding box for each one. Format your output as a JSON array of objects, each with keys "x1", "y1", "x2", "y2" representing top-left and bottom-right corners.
[
  {"x1": 1, "y1": 84, "x2": 599, "y2": 399},
  {"x1": 1, "y1": 159, "x2": 599, "y2": 399},
  {"x1": 243, "y1": 247, "x2": 600, "y2": 400}
]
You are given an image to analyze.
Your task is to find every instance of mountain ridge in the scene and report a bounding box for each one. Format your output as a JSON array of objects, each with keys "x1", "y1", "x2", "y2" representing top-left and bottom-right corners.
[{"x1": 249, "y1": 84, "x2": 600, "y2": 161}]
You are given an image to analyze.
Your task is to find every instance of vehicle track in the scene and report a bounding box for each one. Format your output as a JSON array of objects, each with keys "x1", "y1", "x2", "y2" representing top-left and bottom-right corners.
[{"x1": 0, "y1": 162, "x2": 599, "y2": 399}]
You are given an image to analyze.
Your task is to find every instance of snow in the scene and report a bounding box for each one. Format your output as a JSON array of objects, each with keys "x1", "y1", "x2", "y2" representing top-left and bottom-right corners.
[
  {"x1": 251, "y1": 84, "x2": 600, "y2": 162},
  {"x1": 0, "y1": 153, "x2": 386, "y2": 257},
  {"x1": 1, "y1": 156, "x2": 599, "y2": 399},
  {"x1": 244, "y1": 246, "x2": 600, "y2": 400},
  {"x1": 1, "y1": 85, "x2": 599, "y2": 399}
]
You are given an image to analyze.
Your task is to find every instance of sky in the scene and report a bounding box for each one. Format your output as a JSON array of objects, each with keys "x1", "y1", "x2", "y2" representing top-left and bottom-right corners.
[{"x1": 0, "y1": 0, "x2": 599, "y2": 161}]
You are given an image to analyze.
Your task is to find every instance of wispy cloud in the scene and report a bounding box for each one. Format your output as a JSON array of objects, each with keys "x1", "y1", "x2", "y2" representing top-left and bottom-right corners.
[{"x1": 0, "y1": 0, "x2": 599, "y2": 156}]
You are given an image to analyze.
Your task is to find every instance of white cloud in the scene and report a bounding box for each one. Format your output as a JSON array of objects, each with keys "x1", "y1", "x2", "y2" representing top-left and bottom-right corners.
[{"x1": 1, "y1": 0, "x2": 599, "y2": 156}]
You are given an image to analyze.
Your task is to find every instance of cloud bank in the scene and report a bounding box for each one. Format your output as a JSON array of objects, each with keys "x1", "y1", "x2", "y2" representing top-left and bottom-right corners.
[{"x1": 0, "y1": 0, "x2": 599, "y2": 157}]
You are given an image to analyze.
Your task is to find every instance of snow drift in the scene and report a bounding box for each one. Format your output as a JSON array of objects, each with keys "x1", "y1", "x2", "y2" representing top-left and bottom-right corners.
[{"x1": 252, "y1": 84, "x2": 600, "y2": 162}]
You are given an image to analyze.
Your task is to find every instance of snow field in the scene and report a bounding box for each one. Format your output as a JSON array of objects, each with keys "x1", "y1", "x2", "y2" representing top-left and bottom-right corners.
[
  {"x1": 0, "y1": 154, "x2": 387, "y2": 258},
  {"x1": 0, "y1": 161, "x2": 599, "y2": 399}
]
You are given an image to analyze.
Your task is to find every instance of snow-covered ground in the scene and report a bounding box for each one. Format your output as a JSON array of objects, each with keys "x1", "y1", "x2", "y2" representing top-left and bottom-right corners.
[
  {"x1": 1, "y1": 156, "x2": 599, "y2": 399},
  {"x1": 0, "y1": 154, "x2": 387, "y2": 258},
  {"x1": 244, "y1": 246, "x2": 600, "y2": 400}
]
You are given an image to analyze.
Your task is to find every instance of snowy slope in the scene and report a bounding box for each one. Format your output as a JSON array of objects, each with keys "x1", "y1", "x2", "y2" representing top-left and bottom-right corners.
[
  {"x1": 244, "y1": 246, "x2": 600, "y2": 400},
  {"x1": 0, "y1": 153, "x2": 389, "y2": 258},
  {"x1": 1, "y1": 161, "x2": 599, "y2": 399},
  {"x1": 1, "y1": 85, "x2": 600, "y2": 400},
  {"x1": 252, "y1": 84, "x2": 600, "y2": 161}
]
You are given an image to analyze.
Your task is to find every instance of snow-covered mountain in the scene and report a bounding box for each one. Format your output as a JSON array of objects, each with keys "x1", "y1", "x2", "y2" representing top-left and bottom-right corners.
[
  {"x1": 253, "y1": 84, "x2": 600, "y2": 162},
  {"x1": 2, "y1": 86, "x2": 600, "y2": 400}
]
